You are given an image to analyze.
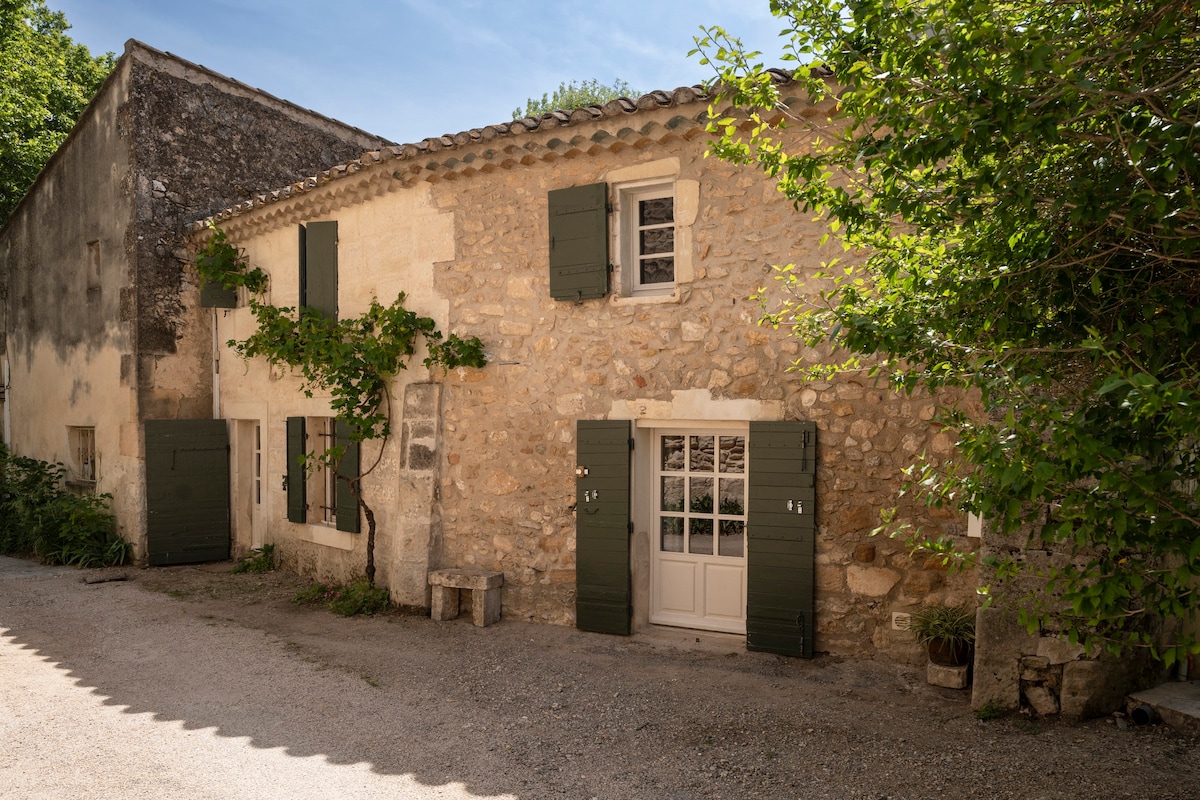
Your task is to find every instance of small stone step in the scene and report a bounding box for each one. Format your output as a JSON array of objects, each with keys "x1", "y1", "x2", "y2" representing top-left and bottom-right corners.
[{"x1": 1127, "y1": 681, "x2": 1200, "y2": 734}]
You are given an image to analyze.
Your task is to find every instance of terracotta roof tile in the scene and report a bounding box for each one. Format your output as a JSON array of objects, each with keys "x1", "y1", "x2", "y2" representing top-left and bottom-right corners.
[{"x1": 193, "y1": 68, "x2": 816, "y2": 232}]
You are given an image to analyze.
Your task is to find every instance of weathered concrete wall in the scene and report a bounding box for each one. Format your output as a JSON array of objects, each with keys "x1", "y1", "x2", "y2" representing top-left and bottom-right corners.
[
  {"x1": 1, "y1": 40, "x2": 392, "y2": 556},
  {"x1": 211, "y1": 99, "x2": 978, "y2": 659},
  {"x1": 0, "y1": 56, "x2": 145, "y2": 539}
]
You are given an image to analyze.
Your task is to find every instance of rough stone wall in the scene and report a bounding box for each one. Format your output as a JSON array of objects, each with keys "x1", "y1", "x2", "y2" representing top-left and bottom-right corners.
[
  {"x1": 204, "y1": 100, "x2": 978, "y2": 659},
  {"x1": 125, "y1": 43, "x2": 391, "y2": 421},
  {"x1": 427, "y1": 109, "x2": 979, "y2": 658},
  {"x1": 973, "y1": 522, "x2": 1160, "y2": 717}
]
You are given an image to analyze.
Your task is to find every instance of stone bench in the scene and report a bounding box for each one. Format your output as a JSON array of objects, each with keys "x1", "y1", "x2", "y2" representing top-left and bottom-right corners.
[{"x1": 428, "y1": 569, "x2": 503, "y2": 627}]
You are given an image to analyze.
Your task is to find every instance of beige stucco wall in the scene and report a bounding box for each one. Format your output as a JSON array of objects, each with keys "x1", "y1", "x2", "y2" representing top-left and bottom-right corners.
[
  {"x1": 215, "y1": 183, "x2": 455, "y2": 603},
  {"x1": 212, "y1": 101, "x2": 978, "y2": 658},
  {"x1": 0, "y1": 57, "x2": 147, "y2": 546}
]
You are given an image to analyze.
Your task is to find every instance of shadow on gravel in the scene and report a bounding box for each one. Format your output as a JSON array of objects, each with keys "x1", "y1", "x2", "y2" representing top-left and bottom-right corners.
[{"x1": 2, "y1": 556, "x2": 1198, "y2": 800}]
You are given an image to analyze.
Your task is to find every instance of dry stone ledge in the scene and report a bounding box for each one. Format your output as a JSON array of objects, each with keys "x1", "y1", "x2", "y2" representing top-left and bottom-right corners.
[
  {"x1": 429, "y1": 569, "x2": 503, "y2": 627},
  {"x1": 927, "y1": 662, "x2": 970, "y2": 690}
]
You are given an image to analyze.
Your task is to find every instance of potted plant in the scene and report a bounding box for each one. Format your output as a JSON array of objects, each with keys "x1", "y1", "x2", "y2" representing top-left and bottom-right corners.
[{"x1": 907, "y1": 604, "x2": 976, "y2": 666}]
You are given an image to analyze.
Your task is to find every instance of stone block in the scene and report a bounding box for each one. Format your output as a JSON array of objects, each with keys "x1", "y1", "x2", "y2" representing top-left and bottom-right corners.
[
  {"x1": 429, "y1": 584, "x2": 459, "y2": 621},
  {"x1": 971, "y1": 605, "x2": 1037, "y2": 712},
  {"x1": 1060, "y1": 660, "x2": 1132, "y2": 718},
  {"x1": 902, "y1": 570, "x2": 943, "y2": 595},
  {"x1": 846, "y1": 566, "x2": 900, "y2": 597},
  {"x1": 1019, "y1": 656, "x2": 1053, "y2": 682},
  {"x1": 1023, "y1": 684, "x2": 1060, "y2": 716},
  {"x1": 853, "y1": 543, "x2": 876, "y2": 563},
  {"x1": 927, "y1": 662, "x2": 969, "y2": 689},
  {"x1": 404, "y1": 382, "x2": 440, "y2": 416},
  {"x1": 428, "y1": 568, "x2": 504, "y2": 627},
  {"x1": 1037, "y1": 635, "x2": 1086, "y2": 665}
]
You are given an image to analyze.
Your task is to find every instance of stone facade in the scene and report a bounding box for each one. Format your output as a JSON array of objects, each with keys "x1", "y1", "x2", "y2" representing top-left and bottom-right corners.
[
  {"x1": 205, "y1": 85, "x2": 978, "y2": 660},
  {"x1": 0, "y1": 40, "x2": 390, "y2": 556}
]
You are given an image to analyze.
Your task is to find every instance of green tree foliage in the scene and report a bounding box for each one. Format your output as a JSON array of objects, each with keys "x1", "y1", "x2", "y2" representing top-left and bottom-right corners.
[
  {"x1": 513, "y1": 78, "x2": 637, "y2": 119},
  {"x1": 695, "y1": 0, "x2": 1200, "y2": 661},
  {"x1": 0, "y1": 0, "x2": 113, "y2": 224},
  {"x1": 197, "y1": 228, "x2": 486, "y2": 586}
]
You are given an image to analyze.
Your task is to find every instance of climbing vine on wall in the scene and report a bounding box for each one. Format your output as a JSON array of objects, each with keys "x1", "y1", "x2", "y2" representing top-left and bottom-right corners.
[
  {"x1": 199, "y1": 225, "x2": 487, "y2": 586},
  {"x1": 195, "y1": 222, "x2": 269, "y2": 294}
]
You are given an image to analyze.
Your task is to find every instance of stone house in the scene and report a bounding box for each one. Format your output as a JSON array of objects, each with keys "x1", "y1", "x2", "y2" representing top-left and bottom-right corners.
[
  {"x1": 0, "y1": 40, "x2": 391, "y2": 563},
  {"x1": 196, "y1": 74, "x2": 978, "y2": 660}
]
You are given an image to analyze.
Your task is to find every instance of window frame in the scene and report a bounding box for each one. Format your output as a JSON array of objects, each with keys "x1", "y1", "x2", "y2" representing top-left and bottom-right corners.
[
  {"x1": 307, "y1": 416, "x2": 338, "y2": 527},
  {"x1": 67, "y1": 425, "x2": 97, "y2": 493},
  {"x1": 619, "y1": 182, "x2": 677, "y2": 297}
]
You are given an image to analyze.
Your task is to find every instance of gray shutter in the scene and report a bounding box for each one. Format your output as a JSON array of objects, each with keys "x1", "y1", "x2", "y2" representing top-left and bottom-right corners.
[
  {"x1": 144, "y1": 419, "x2": 230, "y2": 565},
  {"x1": 549, "y1": 183, "x2": 609, "y2": 301},
  {"x1": 286, "y1": 416, "x2": 307, "y2": 523},
  {"x1": 303, "y1": 220, "x2": 338, "y2": 319},
  {"x1": 575, "y1": 419, "x2": 632, "y2": 634},
  {"x1": 199, "y1": 280, "x2": 237, "y2": 308},
  {"x1": 334, "y1": 418, "x2": 360, "y2": 533},
  {"x1": 747, "y1": 421, "x2": 817, "y2": 658}
]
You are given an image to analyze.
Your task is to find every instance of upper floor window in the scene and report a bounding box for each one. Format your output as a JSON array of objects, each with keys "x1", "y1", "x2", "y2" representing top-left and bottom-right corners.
[{"x1": 622, "y1": 184, "x2": 675, "y2": 295}]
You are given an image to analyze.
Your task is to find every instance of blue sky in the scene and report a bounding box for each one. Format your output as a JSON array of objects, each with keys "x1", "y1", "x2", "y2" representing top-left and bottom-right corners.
[{"x1": 48, "y1": 0, "x2": 790, "y2": 145}]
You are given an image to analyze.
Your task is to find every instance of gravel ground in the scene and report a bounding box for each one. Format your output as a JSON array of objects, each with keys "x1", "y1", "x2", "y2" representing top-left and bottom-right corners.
[{"x1": 1, "y1": 555, "x2": 1197, "y2": 799}]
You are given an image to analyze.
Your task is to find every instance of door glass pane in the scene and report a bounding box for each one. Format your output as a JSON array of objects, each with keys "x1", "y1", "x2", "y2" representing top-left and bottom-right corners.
[
  {"x1": 661, "y1": 435, "x2": 685, "y2": 471},
  {"x1": 661, "y1": 476, "x2": 684, "y2": 512},
  {"x1": 719, "y1": 436, "x2": 745, "y2": 473},
  {"x1": 690, "y1": 436, "x2": 715, "y2": 471},
  {"x1": 689, "y1": 518, "x2": 714, "y2": 555},
  {"x1": 719, "y1": 478, "x2": 744, "y2": 516},
  {"x1": 661, "y1": 517, "x2": 684, "y2": 553},
  {"x1": 690, "y1": 477, "x2": 713, "y2": 513},
  {"x1": 719, "y1": 520, "x2": 744, "y2": 557}
]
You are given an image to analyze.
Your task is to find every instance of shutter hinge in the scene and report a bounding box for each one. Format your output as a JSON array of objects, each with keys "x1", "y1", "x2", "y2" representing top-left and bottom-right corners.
[
  {"x1": 628, "y1": 521, "x2": 634, "y2": 536},
  {"x1": 628, "y1": 437, "x2": 635, "y2": 451}
]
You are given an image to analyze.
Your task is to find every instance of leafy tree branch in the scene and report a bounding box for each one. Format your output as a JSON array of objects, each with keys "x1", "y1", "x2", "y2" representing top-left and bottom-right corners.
[{"x1": 696, "y1": 0, "x2": 1200, "y2": 663}]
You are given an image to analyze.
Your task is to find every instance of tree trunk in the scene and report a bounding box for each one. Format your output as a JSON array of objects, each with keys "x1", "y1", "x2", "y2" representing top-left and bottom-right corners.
[{"x1": 362, "y1": 497, "x2": 377, "y2": 587}]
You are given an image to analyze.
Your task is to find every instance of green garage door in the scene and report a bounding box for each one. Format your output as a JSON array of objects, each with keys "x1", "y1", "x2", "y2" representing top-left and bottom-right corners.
[{"x1": 145, "y1": 419, "x2": 230, "y2": 566}]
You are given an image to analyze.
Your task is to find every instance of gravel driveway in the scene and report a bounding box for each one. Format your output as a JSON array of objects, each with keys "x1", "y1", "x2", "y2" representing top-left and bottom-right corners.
[{"x1": 1, "y1": 556, "x2": 1196, "y2": 799}]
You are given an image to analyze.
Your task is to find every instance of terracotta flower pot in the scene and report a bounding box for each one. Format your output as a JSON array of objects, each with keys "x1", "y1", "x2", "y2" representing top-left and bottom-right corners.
[{"x1": 927, "y1": 637, "x2": 972, "y2": 667}]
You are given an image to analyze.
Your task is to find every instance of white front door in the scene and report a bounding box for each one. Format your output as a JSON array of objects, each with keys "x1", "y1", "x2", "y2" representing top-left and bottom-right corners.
[
  {"x1": 233, "y1": 420, "x2": 264, "y2": 551},
  {"x1": 650, "y1": 430, "x2": 748, "y2": 634}
]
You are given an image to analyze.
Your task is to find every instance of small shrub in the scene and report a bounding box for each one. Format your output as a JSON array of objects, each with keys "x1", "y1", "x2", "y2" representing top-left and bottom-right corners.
[
  {"x1": 232, "y1": 543, "x2": 276, "y2": 574},
  {"x1": 329, "y1": 579, "x2": 390, "y2": 616},
  {"x1": 0, "y1": 443, "x2": 128, "y2": 568},
  {"x1": 975, "y1": 702, "x2": 1006, "y2": 722},
  {"x1": 293, "y1": 578, "x2": 390, "y2": 616}
]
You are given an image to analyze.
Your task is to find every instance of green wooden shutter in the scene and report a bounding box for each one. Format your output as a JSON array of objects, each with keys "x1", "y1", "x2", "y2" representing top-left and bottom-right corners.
[
  {"x1": 747, "y1": 421, "x2": 817, "y2": 658},
  {"x1": 303, "y1": 220, "x2": 338, "y2": 319},
  {"x1": 297, "y1": 224, "x2": 307, "y2": 311},
  {"x1": 144, "y1": 419, "x2": 230, "y2": 565},
  {"x1": 286, "y1": 416, "x2": 307, "y2": 523},
  {"x1": 335, "y1": 418, "x2": 360, "y2": 533},
  {"x1": 575, "y1": 419, "x2": 632, "y2": 634},
  {"x1": 549, "y1": 183, "x2": 609, "y2": 301}
]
